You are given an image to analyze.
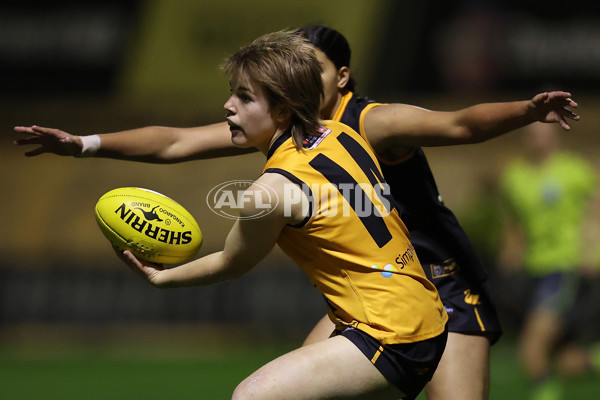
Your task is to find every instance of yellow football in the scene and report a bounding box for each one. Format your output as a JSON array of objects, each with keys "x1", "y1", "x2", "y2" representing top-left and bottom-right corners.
[{"x1": 95, "y1": 187, "x2": 202, "y2": 264}]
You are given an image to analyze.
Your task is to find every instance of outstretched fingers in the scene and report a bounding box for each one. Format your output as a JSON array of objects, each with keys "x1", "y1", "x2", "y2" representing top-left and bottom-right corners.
[
  {"x1": 14, "y1": 126, "x2": 41, "y2": 136},
  {"x1": 548, "y1": 92, "x2": 580, "y2": 121},
  {"x1": 533, "y1": 91, "x2": 581, "y2": 129},
  {"x1": 14, "y1": 125, "x2": 80, "y2": 156}
]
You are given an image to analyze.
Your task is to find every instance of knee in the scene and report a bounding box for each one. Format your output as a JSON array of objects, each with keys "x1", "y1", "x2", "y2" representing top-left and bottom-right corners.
[
  {"x1": 231, "y1": 383, "x2": 249, "y2": 400},
  {"x1": 231, "y1": 377, "x2": 264, "y2": 400}
]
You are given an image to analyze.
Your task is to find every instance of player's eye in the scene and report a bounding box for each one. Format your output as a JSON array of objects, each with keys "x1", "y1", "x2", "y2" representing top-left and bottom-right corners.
[{"x1": 239, "y1": 93, "x2": 252, "y2": 103}]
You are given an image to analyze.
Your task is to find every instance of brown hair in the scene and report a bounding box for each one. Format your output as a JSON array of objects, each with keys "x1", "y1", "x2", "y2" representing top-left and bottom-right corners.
[{"x1": 222, "y1": 30, "x2": 323, "y2": 149}]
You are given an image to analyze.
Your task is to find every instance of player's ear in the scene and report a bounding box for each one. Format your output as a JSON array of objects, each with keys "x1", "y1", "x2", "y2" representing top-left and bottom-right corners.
[
  {"x1": 337, "y1": 66, "x2": 350, "y2": 89},
  {"x1": 273, "y1": 104, "x2": 292, "y2": 125}
]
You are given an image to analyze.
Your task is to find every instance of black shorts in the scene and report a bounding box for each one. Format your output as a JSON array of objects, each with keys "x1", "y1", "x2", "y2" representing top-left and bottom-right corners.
[
  {"x1": 506, "y1": 271, "x2": 600, "y2": 342},
  {"x1": 423, "y1": 259, "x2": 502, "y2": 344},
  {"x1": 339, "y1": 327, "x2": 448, "y2": 400},
  {"x1": 528, "y1": 271, "x2": 580, "y2": 315}
]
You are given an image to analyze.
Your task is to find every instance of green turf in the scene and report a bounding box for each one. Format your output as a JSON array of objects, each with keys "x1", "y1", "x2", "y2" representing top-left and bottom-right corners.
[
  {"x1": 1, "y1": 336, "x2": 599, "y2": 400},
  {"x1": 0, "y1": 344, "x2": 286, "y2": 400}
]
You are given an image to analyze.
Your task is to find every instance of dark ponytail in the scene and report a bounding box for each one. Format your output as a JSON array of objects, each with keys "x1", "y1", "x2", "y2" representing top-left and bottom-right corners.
[{"x1": 298, "y1": 24, "x2": 356, "y2": 92}]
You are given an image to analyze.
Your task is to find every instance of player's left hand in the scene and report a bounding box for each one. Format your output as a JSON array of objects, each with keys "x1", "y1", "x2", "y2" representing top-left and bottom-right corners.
[{"x1": 529, "y1": 91, "x2": 580, "y2": 130}]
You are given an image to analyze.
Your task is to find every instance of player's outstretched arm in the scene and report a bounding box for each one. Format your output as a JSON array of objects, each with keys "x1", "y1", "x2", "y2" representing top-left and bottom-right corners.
[
  {"x1": 363, "y1": 91, "x2": 579, "y2": 153},
  {"x1": 452, "y1": 90, "x2": 580, "y2": 139},
  {"x1": 14, "y1": 122, "x2": 255, "y2": 163}
]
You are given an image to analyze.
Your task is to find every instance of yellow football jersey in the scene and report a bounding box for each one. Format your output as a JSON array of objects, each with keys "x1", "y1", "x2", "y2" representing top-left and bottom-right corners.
[{"x1": 264, "y1": 120, "x2": 447, "y2": 344}]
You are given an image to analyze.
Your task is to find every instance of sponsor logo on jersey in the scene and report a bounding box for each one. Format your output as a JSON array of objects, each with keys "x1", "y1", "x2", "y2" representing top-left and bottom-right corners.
[
  {"x1": 371, "y1": 263, "x2": 396, "y2": 278},
  {"x1": 395, "y1": 244, "x2": 416, "y2": 270},
  {"x1": 370, "y1": 244, "x2": 417, "y2": 277}
]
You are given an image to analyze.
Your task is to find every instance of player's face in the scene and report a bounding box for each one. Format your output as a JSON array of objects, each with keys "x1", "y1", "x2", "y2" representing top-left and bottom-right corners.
[
  {"x1": 312, "y1": 46, "x2": 343, "y2": 119},
  {"x1": 224, "y1": 73, "x2": 283, "y2": 153}
]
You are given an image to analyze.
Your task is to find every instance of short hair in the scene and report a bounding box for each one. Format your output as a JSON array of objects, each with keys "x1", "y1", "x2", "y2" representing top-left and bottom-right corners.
[
  {"x1": 222, "y1": 30, "x2": 323, "y2": 149},
  {"x1": 298, "y1": 24, "x2": 356, "y2": 92}
]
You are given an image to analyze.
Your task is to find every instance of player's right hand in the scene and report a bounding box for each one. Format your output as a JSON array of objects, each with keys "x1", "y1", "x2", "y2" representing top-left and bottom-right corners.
[
  {"x1": 113, "y1": 246, "x2": 165, "y2": 287},
  {"x1": 14, "y1": 125, "x2": 83, "y2": 157}
]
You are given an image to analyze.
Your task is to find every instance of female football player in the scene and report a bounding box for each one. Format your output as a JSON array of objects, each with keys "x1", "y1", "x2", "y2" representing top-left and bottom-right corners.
[{"x1": 118, "y1": 30, "x2": 449, "y2": 399}]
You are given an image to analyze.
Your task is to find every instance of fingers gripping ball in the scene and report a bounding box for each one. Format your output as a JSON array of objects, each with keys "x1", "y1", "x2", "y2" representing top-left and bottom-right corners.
[{"x1": 95, "y1": 187, "x2": 202, "y2": 264}]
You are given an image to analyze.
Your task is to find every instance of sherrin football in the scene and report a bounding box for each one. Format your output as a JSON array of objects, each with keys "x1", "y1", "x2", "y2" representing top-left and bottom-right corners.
[{"x1": 95, "y1": 187, "x2": 202, "y2": 264}]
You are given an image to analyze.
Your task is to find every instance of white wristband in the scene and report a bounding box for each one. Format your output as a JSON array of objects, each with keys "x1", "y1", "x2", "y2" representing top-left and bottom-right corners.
[{"x1": 78, "y1": 135, "x2": 101, "y2": 158}]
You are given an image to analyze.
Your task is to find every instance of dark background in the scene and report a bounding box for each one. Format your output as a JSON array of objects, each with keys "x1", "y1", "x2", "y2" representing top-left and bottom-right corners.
[{"x1": 2, "y1": 0, "x2": 600, "y2": 349}]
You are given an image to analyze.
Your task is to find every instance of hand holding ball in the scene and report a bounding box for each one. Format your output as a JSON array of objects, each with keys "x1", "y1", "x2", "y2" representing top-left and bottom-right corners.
[{"x1": 95, "y1": 187, "x2": 202, "y2": 264}]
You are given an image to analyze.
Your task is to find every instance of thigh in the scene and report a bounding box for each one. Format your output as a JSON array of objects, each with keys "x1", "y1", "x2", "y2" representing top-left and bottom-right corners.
[
  {"x1": 232, "y1": 335, "x2": 403, "y2": 400},
  {"x1": 425, "y1": 332, "x2": 490, "y2": 400},
  {"x1": 519, "y1": 310, "x2": 563, "y2": 350},
  {"x1": 302, "y1": 314, "x2": 335, "y2": 346}
]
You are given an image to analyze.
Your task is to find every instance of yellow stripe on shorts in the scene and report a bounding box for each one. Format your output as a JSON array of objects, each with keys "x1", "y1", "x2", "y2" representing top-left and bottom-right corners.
[
  {"x1": 474, "y1": 307, "x2": 486, "y2": 332},
  {"x1": 371, "y1": 346, "x2": 384, "y2": 364}
]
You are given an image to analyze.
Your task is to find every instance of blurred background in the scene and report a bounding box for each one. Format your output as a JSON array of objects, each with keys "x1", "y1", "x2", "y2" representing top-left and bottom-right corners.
[{"x1": 2, "y1": 0, "x2": 600, "y2": 398}]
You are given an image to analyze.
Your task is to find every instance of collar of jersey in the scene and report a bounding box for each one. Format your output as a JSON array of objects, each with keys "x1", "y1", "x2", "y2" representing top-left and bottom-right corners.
[
  {"x1": 332, "y1": 91, "x2": 354, "y2": 121},
  {"x1": 266, "y1": 129, "x2": 293, "y2": 160}
]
